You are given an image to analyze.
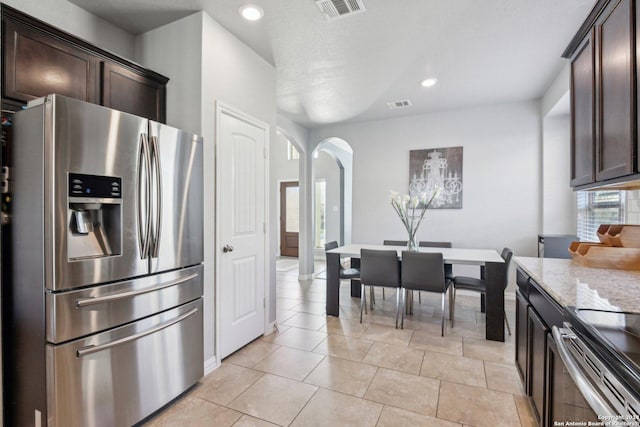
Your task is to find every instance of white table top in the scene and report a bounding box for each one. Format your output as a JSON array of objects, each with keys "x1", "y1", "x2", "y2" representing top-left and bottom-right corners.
[{"x1": 327, "y1": 244, "x2": 504, "y2": 265}]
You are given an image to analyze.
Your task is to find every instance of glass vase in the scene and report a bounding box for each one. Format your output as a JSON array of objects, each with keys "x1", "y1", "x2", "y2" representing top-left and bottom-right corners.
[{"x1": 407, "y1": 235, "x2": 418, "y2": 252}]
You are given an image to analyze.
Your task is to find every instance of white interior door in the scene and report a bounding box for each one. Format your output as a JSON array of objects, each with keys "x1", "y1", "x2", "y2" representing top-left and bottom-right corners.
[{"x1": 217, "y1": 106, "x2": 267, "y2": 360}]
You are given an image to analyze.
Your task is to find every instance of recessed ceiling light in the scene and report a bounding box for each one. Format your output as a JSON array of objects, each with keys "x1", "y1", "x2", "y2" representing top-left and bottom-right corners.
[
  {"x1": 239, "y1": 4, "x2": 264, "y2": 21},
  {"x1": 421, "y1": 78, "x2": 438, "y2": 88}
]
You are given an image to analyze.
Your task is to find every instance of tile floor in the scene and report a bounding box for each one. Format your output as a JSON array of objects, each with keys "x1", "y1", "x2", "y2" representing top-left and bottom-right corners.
[{"x1": 141, "y1": 261, "x2": 537, "y2": 427}]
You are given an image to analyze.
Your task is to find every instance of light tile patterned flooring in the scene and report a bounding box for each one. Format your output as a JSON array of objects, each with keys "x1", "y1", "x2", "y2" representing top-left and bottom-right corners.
[{"x1": 142, "y1": 264, "x2": 537, "y2": 427}]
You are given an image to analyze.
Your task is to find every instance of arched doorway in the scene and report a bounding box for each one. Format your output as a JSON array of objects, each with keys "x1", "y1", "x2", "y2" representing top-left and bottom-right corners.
[{"x1": 312, "y1": 138, "x2": 353, "y2": 253}]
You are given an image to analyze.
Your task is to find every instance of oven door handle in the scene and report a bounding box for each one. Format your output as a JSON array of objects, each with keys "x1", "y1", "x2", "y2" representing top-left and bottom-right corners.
[
  {"x1": 552, "y1": 326, "x2": 618, "y2": 417},
  {"x1": 76, "y1": 307, "x2": 198, "y2": 357}
]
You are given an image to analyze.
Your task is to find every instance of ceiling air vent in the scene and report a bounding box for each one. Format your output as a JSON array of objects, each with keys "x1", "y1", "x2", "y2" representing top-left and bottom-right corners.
[
  {"x1": 316, "y1": 0, "x2": 365, "y2": 20},
  {"x1": 387, "y1": 100, "x2": 412, "y2": 110}
]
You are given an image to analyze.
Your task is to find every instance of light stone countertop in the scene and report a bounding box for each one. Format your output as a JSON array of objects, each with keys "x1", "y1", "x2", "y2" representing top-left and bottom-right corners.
[{"x1": 514, "y1": 256, "x2": 640, "y2": 313}]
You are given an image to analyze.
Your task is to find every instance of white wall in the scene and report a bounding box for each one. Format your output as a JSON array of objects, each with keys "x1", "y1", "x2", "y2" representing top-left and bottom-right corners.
[
  {"x1": 135, "y1": 11, "x2": 277, "y2": 365},
  {"x1": 2, "y1": 0, "x2": 134, "y2": 59},
  {"x1": 542, "y1": 113, "x2": 576, "y2": 235},
  {"x1": 541, "y1": 63, "x2": 570, "y2": 118},
  {"x1": 200, "y1": 13, "x2": 277, "y2": 333},
  {"x1": 276, "y1": 115, "x2": 314, "y2": 276},
  {"x1": 135, "y1": 14, "x2": 202, "y2": 135},
  {"x1": 315, "y1": 151, "x2": 342, "y2": 246},
  {"x1": 309, "y1": 101, "x2": 542, "y2": 265},
  {"x1": 540, "y1": 63, "x2": 577, "y2": 236},
  {"x1": 272, "y1": 132, "x2": 299, "y2": 257},
  {"x1": 273, "y1": 133, "x2": 299, "y2": 183},
  {"x1": 271, "y1": 135, "x2": 341, "y2": 256}
]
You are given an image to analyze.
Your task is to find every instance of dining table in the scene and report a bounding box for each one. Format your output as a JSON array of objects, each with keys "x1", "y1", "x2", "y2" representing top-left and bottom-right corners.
[{"x1": 325, "y1": 244, "x2": 507, "y2": 342}]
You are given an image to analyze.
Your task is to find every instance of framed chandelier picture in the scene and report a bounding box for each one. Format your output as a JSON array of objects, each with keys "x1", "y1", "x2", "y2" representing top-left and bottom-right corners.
[{"x1": 409, "y1": 146, "x2": 463, "y2": 209}]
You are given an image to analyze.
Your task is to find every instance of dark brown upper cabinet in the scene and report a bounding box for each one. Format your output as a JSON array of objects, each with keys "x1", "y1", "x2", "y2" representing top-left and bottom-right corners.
[
  {"x1": 101, "y1": 62, "x2": 166, "y2": 123},
  {"x1": 3, "y1": 18, "x2": 99, "y2": 104},
  {"x1": 570, "y1": 30, "x2": 596, "y2": 187},
  {"x1": 595, "y1": 0, "x2": 635, "y2": 182},
  {"x1": 1, "y1": 5, "x2": 168, "y2": 123},
  {"x1": 565, "y1": 0, "x2": 638, "y2": 189}
]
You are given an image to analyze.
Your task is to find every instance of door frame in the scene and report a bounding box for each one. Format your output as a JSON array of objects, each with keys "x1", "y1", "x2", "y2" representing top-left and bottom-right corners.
[
  {"x1": 277, "y1": 179, "x2": 299, "y2": 257},
  {"x1": 214, "y1": 101, "x2": 270, "y2": 362}
]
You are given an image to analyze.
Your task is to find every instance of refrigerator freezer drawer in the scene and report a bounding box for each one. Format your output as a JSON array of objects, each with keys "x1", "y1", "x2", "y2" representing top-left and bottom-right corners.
[
  {"x1": 45, "y1": 298, "x2": 203, "y2": 427},
  {"x1": 46, "y1": 264, "x2": 203, "y2": 343}
]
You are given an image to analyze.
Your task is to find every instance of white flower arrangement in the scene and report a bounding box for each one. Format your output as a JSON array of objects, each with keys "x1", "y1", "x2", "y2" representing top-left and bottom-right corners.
[{"x1": 389, "y1": 189, "x2": 440, "y2": 250}]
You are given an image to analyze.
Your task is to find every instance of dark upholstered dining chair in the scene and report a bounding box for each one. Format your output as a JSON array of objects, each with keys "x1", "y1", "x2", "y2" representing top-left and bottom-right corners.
[
  {"x1": 383, "y1": 240, "x2": 408, "y2": 246},
  {"x1": 417, "y1": 241, "x2": 454, "y2": 305},
  {"x1": 418, "y1": 241, "x2": 453, "y2": 280},
  {"x1": 400, "y1": 251, "x2": 452, "y2": 336},
  {"x1": 360, "y1": 249, "x2": 402, "y2": 328},
  {"x1": 324, "y1": 241, "x2": 360, "y2": 280},
  {"x1": 450, "y1": 247, "x2": 514, "y2": 334},
  {"x1": 379, "y1": 240, "x2": 407, "y2": 302}
]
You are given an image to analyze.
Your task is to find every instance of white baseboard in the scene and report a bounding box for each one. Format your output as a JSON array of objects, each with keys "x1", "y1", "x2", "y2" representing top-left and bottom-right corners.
[
  {"x1": 204, "y1": 356, "x2": 218, "y2": 375},
  {"x1": 264, "y1": 321, "x2": 277, "y2": 335}
]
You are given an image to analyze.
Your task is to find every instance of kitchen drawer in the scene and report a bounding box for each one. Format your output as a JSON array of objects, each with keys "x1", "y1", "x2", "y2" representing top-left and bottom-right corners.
[
  {"x1": 45, "y1": 298, "x2": 203, "y2": 427},
  {"x1": 516, "y1": 268, "x2": 530, "y2": 297},
  {"x1": 528, "y1": 278, "x2": 564, "y2": 329},
  {"x1": 46, "y1": 264, "x2": 203, "y2": 343}
]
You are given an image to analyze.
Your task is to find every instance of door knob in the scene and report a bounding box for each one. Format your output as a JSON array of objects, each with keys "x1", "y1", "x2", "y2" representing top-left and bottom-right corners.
[{"x1": 223, "y1": 244, "x2": 234, "y2": 253}]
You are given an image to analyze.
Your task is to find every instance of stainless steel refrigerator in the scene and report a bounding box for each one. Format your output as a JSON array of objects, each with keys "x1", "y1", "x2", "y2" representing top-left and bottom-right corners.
[{"x1": 6, "y1": 94, "x2": 204, "y2": 426}]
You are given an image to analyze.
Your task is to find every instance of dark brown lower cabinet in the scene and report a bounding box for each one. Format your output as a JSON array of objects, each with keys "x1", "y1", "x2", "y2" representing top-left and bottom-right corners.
[
  {"x1": 516, "y1": 267, "x2": 570, "y2": 426},
  {"x1": 515, "y1": 290, "x2": 529, "y2": 385},
  {"x1": 546, "y1": 334, "x2": 563, "y2": 426},
  {"x1": 528, "y1": 305, "x2": 549, "y2": 424}
]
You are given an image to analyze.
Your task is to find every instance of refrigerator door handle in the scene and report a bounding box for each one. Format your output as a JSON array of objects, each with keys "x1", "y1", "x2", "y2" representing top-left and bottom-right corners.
[
  {"x1": 75, "y1": 272, "x2": 199, "y2": 307},
  {"x1": 150, "y1": 135, "x2": 162, "y2": 258},
  {"x1": 138, "y1": 133, "x2": 152, "y2": 259},
  {"x1": 76, "y1": 307, "x2": 199, "y2": 357}
]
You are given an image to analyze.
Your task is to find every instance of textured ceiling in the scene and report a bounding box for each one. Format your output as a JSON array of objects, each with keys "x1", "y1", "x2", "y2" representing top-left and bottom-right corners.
[{"x1": 69, "y1": 0, "x2": 594, "y2": 127}]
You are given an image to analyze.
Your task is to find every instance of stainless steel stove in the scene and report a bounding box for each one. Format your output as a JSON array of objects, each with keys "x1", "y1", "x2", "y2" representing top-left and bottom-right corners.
[{"x1": 554, "y1": 307, "x2": 640, "y2": 424}]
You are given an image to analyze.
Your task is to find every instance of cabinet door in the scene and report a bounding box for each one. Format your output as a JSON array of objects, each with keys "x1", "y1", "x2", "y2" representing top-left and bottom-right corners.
[
  {"x1": 595, "y1": 0, "x2": 635, "y2": 181},
  {"x1": 546, "y1": 334, "x2": 563, "y2": 427},
  {"x1": 528, "y1": 307, "x2": 548, "y2": 424},
  {"x1": 570, "y1": 30, "x2": 595, "y2": 187},
  {"x1": 101, "y1": 61, "x2": 166, "y2": 122},
  {"x1": 515, "y1": 289, "x2": 529, "y2": 388},
  {"x1": 2, "y1": 19, "x2": 98, "y2": 103}
]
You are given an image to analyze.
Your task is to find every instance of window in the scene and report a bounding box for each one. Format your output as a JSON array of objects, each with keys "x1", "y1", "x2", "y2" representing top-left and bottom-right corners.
[
  {"x1": 577, "y1": 191, "x2": 625, "y2": 242},
  {"x1": 315, "y1": 180, "x2": 326, "y2": 248},
  {"x1": 287, "y1": 141, "x2": 299, "y2": 160}
]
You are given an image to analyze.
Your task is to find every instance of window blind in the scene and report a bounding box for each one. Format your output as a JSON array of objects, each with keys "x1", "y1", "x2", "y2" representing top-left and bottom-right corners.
[{"x1": 576, "y1": 191, "x2": 625, "y2": 242}]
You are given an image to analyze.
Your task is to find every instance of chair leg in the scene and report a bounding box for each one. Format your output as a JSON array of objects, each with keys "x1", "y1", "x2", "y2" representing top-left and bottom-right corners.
[
  {"x1": 418, "y1": 291, "x2": 421, "y2": 304},
  {"x1": 370, "y1": 286, "x2": 375, "y2": 310},
  {"x1": 401, "y1": 288, "x2": 406, "y2": 329},
  {"x1": 395, "y1": 287, "x2": 401, "y2": 329},
  {"x1": 441, "y1": 293, "x2": 446, "y2": 337},
  {"x1": 382, "y1": 288, "x2": 386, "y2": 300},
  {"x1": 448, "y1": 285, "x2": 453, "y2": 321},
  {"x1": 505, "y1": 310, "x2": 512, "y2": 335},
  {"x1": 410, "y1": 291, "x2": 414, "y2": 315},
  {"x1": 360, "y1": 284, "x2": 366, "y2": 322},
  {"x1": 451, "y1": 286, "x2": 456, "y2": 328}
]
